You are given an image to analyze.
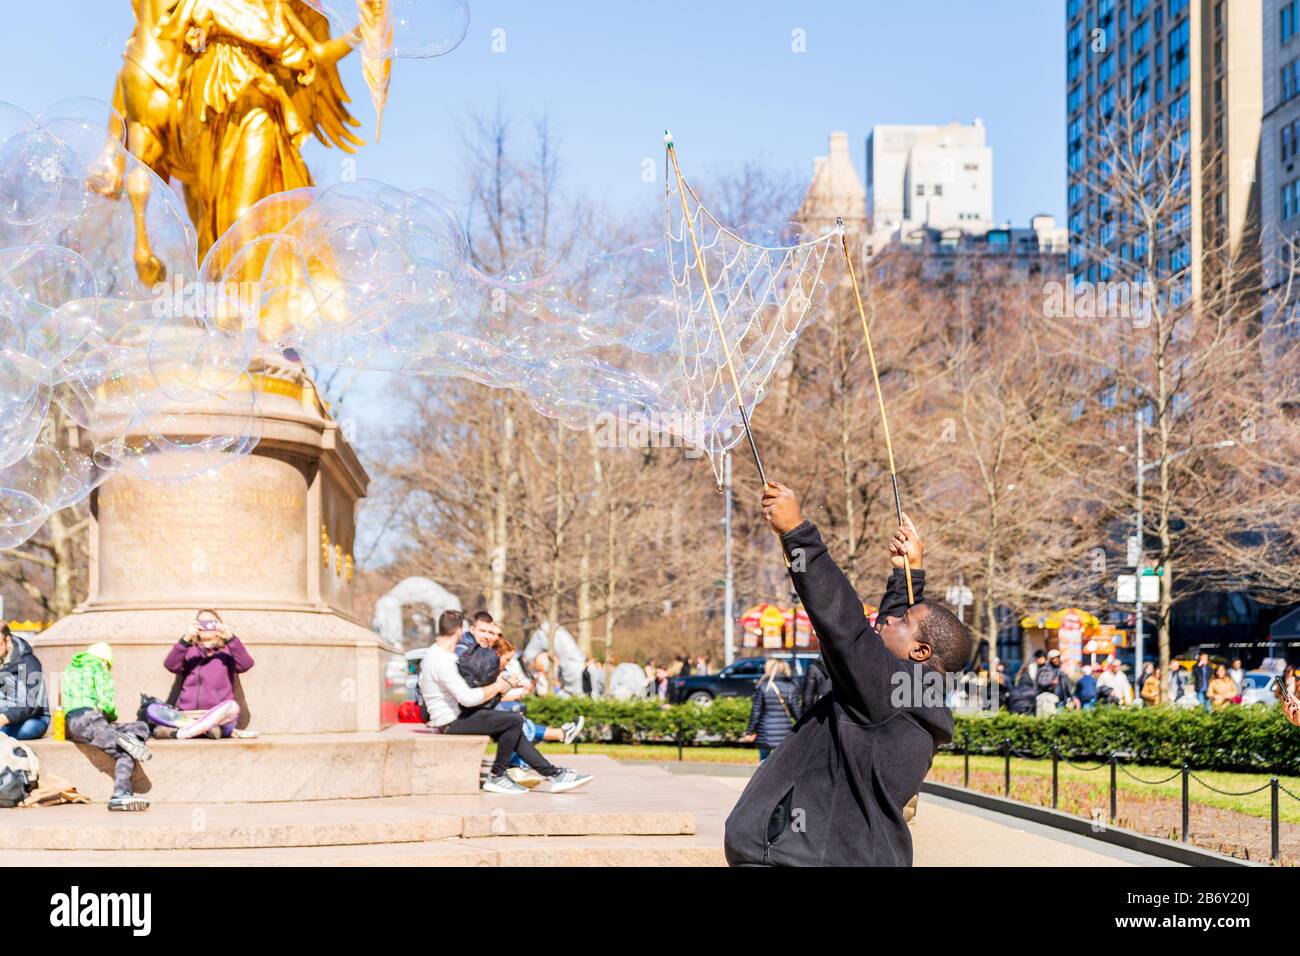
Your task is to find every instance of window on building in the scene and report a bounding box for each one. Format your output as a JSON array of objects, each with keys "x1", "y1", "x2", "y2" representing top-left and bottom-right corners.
[
  {"x1": 916, "y1": 184, "x2": 924, "y2": 196},
  {"x1": 1131, "y1": 53, "x2": 1150, "y2": 90},
  {"x1": 1099, "y1": 85, "x2": 1116, "y2": 118},
  {"x1": 1169, "y1": 91, "x2": 1190, "y2": 125},
  {"x1": 1168, "y1": 19, "x2": 1190, "y2": 89},
  {"x1": 1132, "y1": 18, "x2": 1150, "y2": 53},
  {"x1": 1283, "y1": 60, "x2": 1300, "y2": 103},
  {"x1": 1284, "y1": 1, "x2": 1299, "y2": 45}
]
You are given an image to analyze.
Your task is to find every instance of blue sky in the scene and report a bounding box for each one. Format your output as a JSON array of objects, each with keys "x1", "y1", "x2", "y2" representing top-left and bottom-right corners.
[
  {"x1": 1, "y1": 0, "x2": 1065, "y2": 443},
  {"x1": 2, "y1": 0, "x2": 1065, "y2": 225}
]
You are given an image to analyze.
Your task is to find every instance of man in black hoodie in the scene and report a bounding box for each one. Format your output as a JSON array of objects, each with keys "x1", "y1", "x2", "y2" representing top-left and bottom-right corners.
[{"x1": 724, "y1": 482, "x2": 972, "y2": 866}]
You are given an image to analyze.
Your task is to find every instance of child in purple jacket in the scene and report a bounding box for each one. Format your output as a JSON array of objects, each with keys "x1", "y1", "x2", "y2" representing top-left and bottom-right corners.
[{"x1": 156, "y1": 610, "x2": 255, "y2": 739}]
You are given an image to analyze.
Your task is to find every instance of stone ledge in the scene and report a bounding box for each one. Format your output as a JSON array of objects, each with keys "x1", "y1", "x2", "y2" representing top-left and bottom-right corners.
[
  {"x1": 28, "y1": 729, "x2": 487, "y2": 803},
  {"x1": 0, "y1": 836, "x2": 725, "y2": 867}
]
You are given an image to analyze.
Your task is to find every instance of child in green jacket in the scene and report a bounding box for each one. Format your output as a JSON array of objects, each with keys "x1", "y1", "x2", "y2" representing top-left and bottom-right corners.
[{"x1": 63, "y1": 642, "x2": 152, "y2": 811}]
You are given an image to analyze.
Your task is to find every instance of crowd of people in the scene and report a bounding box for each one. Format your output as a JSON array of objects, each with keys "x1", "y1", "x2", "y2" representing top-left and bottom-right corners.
[{"x1": 992, "y1": 648, "x2": 1290, "y2": 716}]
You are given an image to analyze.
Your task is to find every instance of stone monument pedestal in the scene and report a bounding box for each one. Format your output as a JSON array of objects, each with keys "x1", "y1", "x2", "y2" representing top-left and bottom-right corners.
[{"x1": 35, "y1": 359, "x2": 403, "y2": 735}]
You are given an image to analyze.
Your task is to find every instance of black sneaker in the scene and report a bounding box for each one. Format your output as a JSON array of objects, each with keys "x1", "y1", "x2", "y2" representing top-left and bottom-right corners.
[
  {"x1": 107, "y1": 794, "x2": 150, "y2": 811},
  {"x1": 116, "y1": 733, "x2": 152, "y2": 763}
]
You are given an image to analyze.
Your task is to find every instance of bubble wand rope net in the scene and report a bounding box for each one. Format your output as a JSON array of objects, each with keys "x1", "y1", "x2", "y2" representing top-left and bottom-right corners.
[
  {"x1": 837, "y1": 218, "x2": 914, "y2": 605},
  {"x1": 664, "y1": 133, "x2": 769, "y2": 488}
]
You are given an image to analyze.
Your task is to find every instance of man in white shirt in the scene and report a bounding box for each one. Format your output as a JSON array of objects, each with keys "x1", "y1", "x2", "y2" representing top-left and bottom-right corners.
[{"x1": 418, "y1": 609, "x2": 592, "y2": 795}]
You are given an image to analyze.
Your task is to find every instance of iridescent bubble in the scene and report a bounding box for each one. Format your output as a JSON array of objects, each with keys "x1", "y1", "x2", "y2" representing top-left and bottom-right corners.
[
  {"x1": 317, "y1": 0, "x2": 471, "y2": 58},
  {"x1": 0, "y1": 95, "x2": 836, "y2": 551}
]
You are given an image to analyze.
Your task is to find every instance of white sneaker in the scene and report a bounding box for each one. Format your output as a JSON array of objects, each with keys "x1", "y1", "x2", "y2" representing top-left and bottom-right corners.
[
  {"x1": 561, "y1": 715, "x2": 585, "y2": 745},
  {"x1": 482, "y1": 774, "x2": 529, "y2": 795},
  {"x1": 546, "y1": 768, "x2": 593, "y2": 793}
]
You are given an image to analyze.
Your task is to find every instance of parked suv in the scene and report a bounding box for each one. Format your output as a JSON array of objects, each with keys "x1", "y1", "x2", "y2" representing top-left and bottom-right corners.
[{"x1": 667, "y1": 653, "x2": 820, "y2": 705}]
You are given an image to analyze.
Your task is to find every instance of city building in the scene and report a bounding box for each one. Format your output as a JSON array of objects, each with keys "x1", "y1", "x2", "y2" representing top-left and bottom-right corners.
[
  {"x1": 797, "y1": 128, "x2": 1065, "y2": 281},
  {"x1": 1262, "y1": 0, "x2": 1300, "y2": 313},
  {"x1": 871, "y1": 214, "x2": 1068, "y2": 283},
  {"x1": 866, "y1": 121, "x2": 994, "y2": 237},
  {"x1": 1065, "y1": 0, "x2": 1262, "y2": 293},
  {"x1": 796, "y1": 130, "x2": 866, "y2": 237}
]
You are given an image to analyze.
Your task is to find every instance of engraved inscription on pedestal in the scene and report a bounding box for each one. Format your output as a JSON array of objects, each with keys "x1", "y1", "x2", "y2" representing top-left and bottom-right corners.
[{"x1": 96, "y1": 455, "x2": 308, "y2": 607}]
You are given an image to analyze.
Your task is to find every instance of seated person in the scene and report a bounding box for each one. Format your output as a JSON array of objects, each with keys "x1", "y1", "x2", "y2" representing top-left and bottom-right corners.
[
  {"x1": 484, "y1": 638, "x2": 583, "y2": 787},
  {"x1": 457, "y1": 610, "x2": 496, "y2": 657},
  {"x1": 0, "y1": 623, "x2": 50, "y2": 740},
  {"x1": 63, "y1": 642, "x2": 153, "y2": 811},
  {"x1": 155, "y1": 610, "x2": 254, "y2": 739},
  {"x1": 418, "y1": 609, "x2": 592, "y2": 795}
]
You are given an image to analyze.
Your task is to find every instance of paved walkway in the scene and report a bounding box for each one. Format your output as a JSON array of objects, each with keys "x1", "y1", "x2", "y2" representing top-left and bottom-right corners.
[
  {"x1": 659, "y1": 764, "x2": 1181, "y2": 866},
  {"x1": 2, "y1": 755, "x2": 1183, "y2": 866}
]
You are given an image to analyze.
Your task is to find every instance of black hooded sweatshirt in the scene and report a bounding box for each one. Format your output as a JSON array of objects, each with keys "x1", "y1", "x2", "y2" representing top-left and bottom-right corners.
[
  {"x1": 0, "y1": 635, "x2": 47, "y2": 727},
  {"x1": 724, "y1": 521, "x2": 953, "y2": 867}
]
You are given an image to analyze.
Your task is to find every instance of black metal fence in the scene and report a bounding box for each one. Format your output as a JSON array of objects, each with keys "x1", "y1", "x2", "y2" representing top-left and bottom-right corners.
[{"x1": 941, "y1": 739, "x2": 1300, "y2": 863}]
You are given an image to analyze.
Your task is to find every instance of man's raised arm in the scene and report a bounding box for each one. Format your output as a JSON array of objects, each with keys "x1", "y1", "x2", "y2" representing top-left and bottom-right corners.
[{"x1": 762, "y1": 482, "x2": 915, "y2": 718}]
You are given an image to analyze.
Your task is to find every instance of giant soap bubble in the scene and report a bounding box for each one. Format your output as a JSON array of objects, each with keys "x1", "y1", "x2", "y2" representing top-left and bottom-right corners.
[
  {"x1": 309, "y1": 0, "x2": 471, "y2": 58},
  {"x1": 0, "y1": 97, "x2": 834, "y2": 550}
]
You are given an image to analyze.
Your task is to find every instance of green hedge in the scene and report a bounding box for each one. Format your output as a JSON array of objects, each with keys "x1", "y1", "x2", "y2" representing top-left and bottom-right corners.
[
  {"x1": 520, "y1": 696, "x2": 1300, "y2": 773},
  {"x1": 521, "y1": 696, "x2": 752, "y2": 744},
  {"x1": 950, "y1": 707, "x2": 1300, "y2": 775}
]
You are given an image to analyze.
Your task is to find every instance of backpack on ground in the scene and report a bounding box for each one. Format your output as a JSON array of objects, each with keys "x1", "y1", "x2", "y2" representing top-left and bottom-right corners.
[{"x1": 0, "y1": 735, "x2": 40, "y2": 808}]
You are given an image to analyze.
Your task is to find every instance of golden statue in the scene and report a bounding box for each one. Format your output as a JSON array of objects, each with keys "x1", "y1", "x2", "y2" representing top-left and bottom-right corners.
[{"x1": 93, "y1": 0, "x2": 380, "y2": 281}]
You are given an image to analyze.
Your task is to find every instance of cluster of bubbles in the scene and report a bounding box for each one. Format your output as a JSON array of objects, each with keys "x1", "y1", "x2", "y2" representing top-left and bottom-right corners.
[
  {"x1": 305, "y1": 0, "x2": 471, "y2": 58},
  {"x1": 0, "y1": 97, "x2": 831, "y2": 551},
  {"x1": 0, "y1": 99, "x2": 265, "y2": 549}
]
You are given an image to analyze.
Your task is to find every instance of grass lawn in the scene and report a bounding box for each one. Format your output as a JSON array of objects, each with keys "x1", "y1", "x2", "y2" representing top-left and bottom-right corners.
[{"x1": 931, "y1": 753, "x2": 1300, "y2": 824}]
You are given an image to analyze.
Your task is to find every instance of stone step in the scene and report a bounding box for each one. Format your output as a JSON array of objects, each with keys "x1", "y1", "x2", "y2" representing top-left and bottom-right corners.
[
  {"x1": 0, "y1": 798, "x2": 694, "y2": 851},
  {"x1": 0, "y1": 834, "x2": 725, "y2": 867},
  {"x1": 1, "y1": 757, "x2": 699, "y2": 850},
  {"x1": 29, "y1": 726, "x2": 486, "y2": 802}
]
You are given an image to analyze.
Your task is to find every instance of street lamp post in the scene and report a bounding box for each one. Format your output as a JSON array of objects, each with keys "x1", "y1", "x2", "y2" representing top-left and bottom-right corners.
[
  {"x1": 723, "y1": 450, "x2": 735, "y2": 667},
  {"x1": 1134, "y1": 409, "x2": 1145, "y2": 692},
  {"x1": 1122, "y1": 431, "x2": 1236, "y2": 701}
]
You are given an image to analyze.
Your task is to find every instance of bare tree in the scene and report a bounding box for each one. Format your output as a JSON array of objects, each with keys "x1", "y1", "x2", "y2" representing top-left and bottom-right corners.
[{"x1": 1057, "y1": 97, "x2": 1300, "y2": 685}]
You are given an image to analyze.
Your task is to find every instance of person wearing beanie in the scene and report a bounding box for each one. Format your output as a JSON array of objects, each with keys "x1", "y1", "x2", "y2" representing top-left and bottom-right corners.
[{"x1": 63, "y1": 642, "x2": 153, "y2": 811}]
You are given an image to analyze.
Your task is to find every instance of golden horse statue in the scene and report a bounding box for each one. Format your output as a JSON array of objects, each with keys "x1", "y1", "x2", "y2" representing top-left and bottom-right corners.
[{"x1": 92, "y1": 0, "x2": 377, "y2": 282}]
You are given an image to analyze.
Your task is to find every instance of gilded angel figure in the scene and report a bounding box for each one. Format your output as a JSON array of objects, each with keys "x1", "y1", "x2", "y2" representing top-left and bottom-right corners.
[{"x1": 95, "y1": 0, "x2": 382, "y2": 278}]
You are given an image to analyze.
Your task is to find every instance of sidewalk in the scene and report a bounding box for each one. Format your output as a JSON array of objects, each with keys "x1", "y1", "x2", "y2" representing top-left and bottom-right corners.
[{"x1": 672, "y1": 766, "x2": 1182, "y2": 866}]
